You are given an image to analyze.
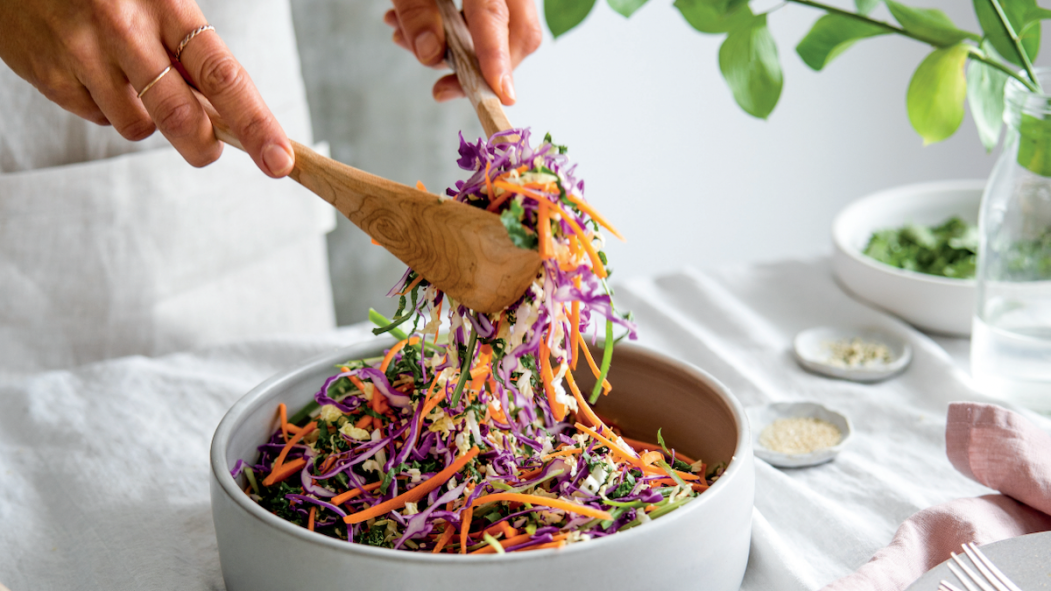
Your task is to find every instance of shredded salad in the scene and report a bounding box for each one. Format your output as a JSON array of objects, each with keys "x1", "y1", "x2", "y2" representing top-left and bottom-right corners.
[{"x1": 233, "y1": 129, "x2": 724, "y2": 553}]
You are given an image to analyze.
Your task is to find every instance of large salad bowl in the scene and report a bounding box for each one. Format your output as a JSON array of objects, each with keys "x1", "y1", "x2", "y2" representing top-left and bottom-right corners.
[{"x1": 210, "y1": 339, "x2": 754, "y2": 590}]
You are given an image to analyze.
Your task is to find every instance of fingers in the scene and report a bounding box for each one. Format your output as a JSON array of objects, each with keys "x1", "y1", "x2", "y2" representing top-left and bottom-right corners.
[
  {"x1": 433, "y1": 74, "x2": 464, "y2": 102},
  {"x1": 389, "y1": 0, "x2": 446, "y2": 67},
  {"x1": 462, "y1": 0, "x2": 514, "y2": 104},
  {"x1": 112, "y1": 34, "x2": 221, "y2": 168},
  {"x1": 175, "y1": 28, "x2": 292, "y2": 177},
  {"x1": 79, "y1": 63, "x2": 155, "y2": 140},
  {"x1": 504, "y1": 0, "x2": 543, "y2": 69}
]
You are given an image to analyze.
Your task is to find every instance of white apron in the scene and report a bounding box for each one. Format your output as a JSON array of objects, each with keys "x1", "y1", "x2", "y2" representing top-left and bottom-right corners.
[{"x1": 0, "y1": 0, "x2": 336, "y2": 375}]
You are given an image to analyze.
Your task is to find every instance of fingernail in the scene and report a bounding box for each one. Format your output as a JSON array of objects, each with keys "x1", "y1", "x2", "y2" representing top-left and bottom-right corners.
[
  {"x1": 415, "y1": 31, "x2": 441, "y2": 63},
  {"x1": 263, "y1": 143, "x2": 294, "y2": 177},
  {"x1": 501, "y1": 75, "x2": 516, "y2": 103}
]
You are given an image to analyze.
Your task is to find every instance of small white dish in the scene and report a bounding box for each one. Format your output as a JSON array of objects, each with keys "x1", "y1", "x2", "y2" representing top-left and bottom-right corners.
[
  {"x1": 793, "y1": 326, "x2": 912, "y2": 382},
  {"x1": 746, "y1": 402, "x2": 853, "y2": 468}
]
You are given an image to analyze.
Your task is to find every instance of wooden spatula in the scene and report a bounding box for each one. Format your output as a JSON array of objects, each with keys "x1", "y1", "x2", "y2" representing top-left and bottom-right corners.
[{"x1": 200, "y1": 98, "x2": 539, "y2": 314}]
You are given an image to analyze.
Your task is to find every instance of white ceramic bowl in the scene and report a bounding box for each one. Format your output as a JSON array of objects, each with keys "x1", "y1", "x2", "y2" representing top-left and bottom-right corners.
[
  {"x1": 210, "y1": 341, "x2": 755, "y2": 591},
  {"x1": 832, "y1": 179, "x2": 983, "y2": 336}
]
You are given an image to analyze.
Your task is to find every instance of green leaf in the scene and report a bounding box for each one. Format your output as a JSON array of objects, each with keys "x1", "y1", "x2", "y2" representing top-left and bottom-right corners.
[
  {"x1": 718, "y1": 14, "x2": 783, "y2": 119},
  {"x1": 906, "y1": 44, "x2": 970, "y2": 145},
  {"x1": 974, "y1": 0, "x2": 1040, "y2": 67},
  {"x1": 608, "y1": 0, "x2": 649, "y2": 18},
  {"x1": 855, "y1": 0, "x2": 881, "y2": 15},
  {"x1": 796, "y1": 14, "x2": 889, "y2": 71},
  {"x1": 499, "y1": 201, "x2": 539, "y2": 250},
  {"x1": 966, "y1": 41, "x2": 1008, "y2": 152},
  {"x1": 1018, "y1": 113, "x2": 1051, "y2": 177},
  {"x1": 886, "y1": 1, "x2": 980, "y2": 45},
  {"x1": 545, "y1": 0, "x2": 597, "y2": 38},
  {"x1": 674, "y1": 0, "x2": 753, "y2": 34}
]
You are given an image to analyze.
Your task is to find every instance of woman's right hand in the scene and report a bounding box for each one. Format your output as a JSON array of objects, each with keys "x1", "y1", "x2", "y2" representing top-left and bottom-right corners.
[{"x1": 0, "y1": 0, "x2": 295, "y2": 178}]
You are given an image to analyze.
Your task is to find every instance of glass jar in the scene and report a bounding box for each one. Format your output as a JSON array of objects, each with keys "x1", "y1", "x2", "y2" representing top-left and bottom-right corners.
[{"x1": 971, "y1": 68, "x2": 1051, "y2": 411}]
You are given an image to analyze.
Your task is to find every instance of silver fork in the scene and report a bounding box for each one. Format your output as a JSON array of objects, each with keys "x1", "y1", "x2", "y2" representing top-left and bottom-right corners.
[{"x1": 937, "y1": 542, "x2": 1024, "y2": 591}]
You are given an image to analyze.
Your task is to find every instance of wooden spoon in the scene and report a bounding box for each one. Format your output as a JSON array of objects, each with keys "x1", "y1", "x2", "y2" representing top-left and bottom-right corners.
[{"x1": 199, "y1": 101, "x2": 540, "y2": 314}]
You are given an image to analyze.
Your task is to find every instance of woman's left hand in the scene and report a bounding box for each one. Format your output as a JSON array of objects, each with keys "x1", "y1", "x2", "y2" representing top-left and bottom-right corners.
[{"x1": 383, "y1": 0, "x2": 543, "y2": 105}]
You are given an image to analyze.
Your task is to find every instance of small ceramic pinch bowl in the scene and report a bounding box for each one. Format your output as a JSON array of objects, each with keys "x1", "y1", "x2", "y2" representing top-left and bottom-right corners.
[
  {"x1": 793, "y1": 326, "x2": 912, "y2": 383},
  {"x1": 210, "y1": 341, "x2": 755, "y2": 591},
  {"x1": 746, "y1": 402, "x2": 853, "y2": 468}
]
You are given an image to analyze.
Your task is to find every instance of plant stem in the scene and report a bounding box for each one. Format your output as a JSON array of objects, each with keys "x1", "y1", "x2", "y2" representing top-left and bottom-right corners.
[
  {"x1": 987, "y1": 0, "x2": 1041, "y2": 89},
  {"x1": 785, "y1": 0, "x2": 1040, "y2": 93}
]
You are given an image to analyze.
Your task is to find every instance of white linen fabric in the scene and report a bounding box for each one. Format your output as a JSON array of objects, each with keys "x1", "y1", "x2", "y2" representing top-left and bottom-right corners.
[
  {"x1": 0, "y1": 0, "x2": 336, "y2": 375},
  {"x1": 1, "y1": 257, "x2": 1047, "y2": 590}
]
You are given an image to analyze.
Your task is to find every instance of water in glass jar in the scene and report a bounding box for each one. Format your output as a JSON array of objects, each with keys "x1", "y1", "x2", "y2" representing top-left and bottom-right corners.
[{"x1": 971, "y1": 284, "x2": 1051, "y2": 412}]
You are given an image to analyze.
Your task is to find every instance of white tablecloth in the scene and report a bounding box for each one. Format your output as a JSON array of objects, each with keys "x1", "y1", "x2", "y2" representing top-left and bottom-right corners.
[{"x1": 2, "y1": 256, "x2": 1047, "y2": 590}]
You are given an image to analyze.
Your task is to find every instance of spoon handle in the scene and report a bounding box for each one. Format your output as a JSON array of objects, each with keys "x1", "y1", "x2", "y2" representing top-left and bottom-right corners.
[{"x1": 436, "y1": 0, "x2": 512, "y2": 137}]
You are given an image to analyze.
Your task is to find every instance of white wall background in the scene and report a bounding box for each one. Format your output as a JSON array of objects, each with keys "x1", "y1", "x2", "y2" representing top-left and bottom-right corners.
[
  {"x1": 505, "y1": 0, "x2": 1005, "y2": 281},
  {"x1": 292, "y1": 0, "x2": 1041, "y2": 324}
]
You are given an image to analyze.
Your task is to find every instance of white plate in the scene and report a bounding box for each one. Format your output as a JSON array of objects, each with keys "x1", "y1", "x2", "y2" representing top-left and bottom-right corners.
[
  {"x1": 832, "y1": 180, "x2": 982, "y2": 336},
  {"x1": 905, "y1": 531, "x2": 1051, "y2": 590},
  {"x1": 793, "y1": 326, "x2": 912, "y2": 382},
  {"x1": 746, "y1": 402, "x2": 852, "y2": 468}
]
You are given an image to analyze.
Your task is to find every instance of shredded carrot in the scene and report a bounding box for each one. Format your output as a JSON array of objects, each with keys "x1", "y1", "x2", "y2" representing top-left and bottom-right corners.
[
  {"x1": 561, "y1": 213, "x2": 607, "y2": 278},
  {"x1": 278, "y1": 403, "x2": 290, "y2": 442},
  {"x1": 397, "y1": 274, "x2": 424, "y2": 296},
  {"x1": 380, "y1": 337, "x2": 420, "y2": 373},
  {"x1": 308, "y1": 506, "x2": 316, "y2": 531},
  {"x1": 537, "y1": 200, "x2": 552, "y2": 259},
  {"x1": 644, "y1": 504, "x2": 658, "y2": 513},
  {"x1": 517, "y1": 467, "x2": 543, "y2": 480},
  {"x1": 485, "y1": 520, "x2": 518, "y2": 539},
  {"x1": 538, "y1": 339, "x2": 566, "y2": 421},
  {"x1": 349, "y1": 375, "x2": 369, "y2": 395},
  {"x1": 470, "y1": 492, "x2": 613, "y2": 521},
  {"x1": 469, "y1": 532, "x2": 570, "y2": 554},
  {"x1": 639, "y1": 450, "x2": 664, "y2": 467},
  {"x1": 331, "y1": 480, "x2": 385, "y2": 506},
  {"x1": 432, "y1": 523, "x2": 454, "y2": 553},
  {"x1": 541, "y1": 447, "x2": 583, "y2": 461},
  {"x1": 317, "y1": 455, "x2": 337, "y2": 475},
  {"x1": 262, "y1": 457, "x2": 307, "y2": 486},
  {"x1": 271, "y1": 422, "x2": 318, "y2": 472},
  {"x1": 354, "y1": 415, "x2": 372, "y2": 429},
  {"x1": 519, "y1": 540, "x2": 567, "y2": 552},
  {"x1": 564, "y1": 370, "x2": 606, "y2": 431},
  {"x1": 649, "y1": 478, "x2": 709, "y2": 492},
  {"x1": 575, "y1": 423, "x2": 640, "y2": 467},
  {"x1": 575, "y1": 333, "x2": 612, "y2": 394},
  {"x1": 416, "y1": 180, "x2": 427, "y2": 192},
  {"x1": 459, "y1": 506, "x2": 474, "y2": 554},
  {"x1": 343, "y1": 446, "x2": 480, "y2": 525},
  {"x1": 565, "y1": 193, "x2": 625, "y2": 241}
]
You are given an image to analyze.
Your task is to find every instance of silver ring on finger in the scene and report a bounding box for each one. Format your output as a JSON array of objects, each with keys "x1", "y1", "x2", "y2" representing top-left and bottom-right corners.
[
  {"x1": 175, "y1": 24, "x2": 215, "y2": 61},
  {"x1": 136, "y1": 65, "x2": 172, "y2": 99}
]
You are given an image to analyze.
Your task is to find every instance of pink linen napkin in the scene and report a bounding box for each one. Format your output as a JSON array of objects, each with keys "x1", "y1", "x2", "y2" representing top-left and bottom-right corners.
[{"x1": 820, "y1": 402, "x2": 1051, "y2": 591}]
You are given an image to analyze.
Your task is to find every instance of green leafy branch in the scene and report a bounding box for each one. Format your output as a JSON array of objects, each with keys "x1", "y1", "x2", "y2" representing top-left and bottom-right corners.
[{"x1": 545, "y1": 0, "x2": 1051, "y2": 150}]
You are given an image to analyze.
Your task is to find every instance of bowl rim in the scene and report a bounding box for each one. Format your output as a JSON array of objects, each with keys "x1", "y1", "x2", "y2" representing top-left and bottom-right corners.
[
  {"x1": 831, "y1": 178, "x2": 985, "y2": 288},
  {"x1": 210, "y1": 339, "x2": 751, "y2": 563}
]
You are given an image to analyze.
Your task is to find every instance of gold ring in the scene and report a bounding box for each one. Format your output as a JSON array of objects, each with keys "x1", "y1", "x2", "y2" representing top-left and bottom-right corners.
[
  {"x1": 175, "y1": 24, "x2": 215, "y2": 61},
  {"x1": 136, "y1": 65, "x2": 171, "y2": 99}
]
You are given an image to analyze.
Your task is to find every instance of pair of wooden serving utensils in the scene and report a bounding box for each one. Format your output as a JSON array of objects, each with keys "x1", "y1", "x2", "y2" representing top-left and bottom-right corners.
[{"x1": 203, "y1": 0, "x2": 538, "y2": 314}]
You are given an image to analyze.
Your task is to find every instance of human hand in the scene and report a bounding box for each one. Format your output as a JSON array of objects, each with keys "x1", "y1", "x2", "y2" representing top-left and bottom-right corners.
[
  {"x1": 383, "y1": 0, "x2": 542, "y2": 104},
  {"x1": 0, "y1": 0, "x2": 294, "y2": 177}
]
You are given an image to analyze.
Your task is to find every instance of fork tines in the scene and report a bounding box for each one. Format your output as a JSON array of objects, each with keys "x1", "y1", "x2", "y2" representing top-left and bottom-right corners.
[{"x1": 938, "y1": 542, "x2": 1024, "y2": 591}]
